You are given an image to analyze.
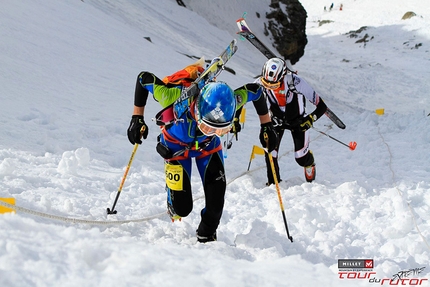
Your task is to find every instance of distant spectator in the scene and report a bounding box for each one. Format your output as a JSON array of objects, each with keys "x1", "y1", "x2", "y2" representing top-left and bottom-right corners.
[
  {"x1": 324, "y1": 6, "x2": 327, "y2": 11},
  {"x1": 329, "y1": 3, "x2": 334, "y2": 11},
  {"x1": 176, "y1": 0, "x2": 186, "y2": 7},
  {"x1": 340, "y1": 4, "x2": 343, "y2": 11}
]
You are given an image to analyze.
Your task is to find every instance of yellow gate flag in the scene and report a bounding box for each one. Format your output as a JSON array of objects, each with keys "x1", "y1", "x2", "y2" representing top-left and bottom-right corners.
[
  {"x1": 0, "y1": 198, "x2": 16, "y2": 214},
  {"x1": 247, "y1": 145, "x2": 266, "y2": 171},
  {"x1": 251, "y1": 145, "x2": 265, "y2": 159},
  {"x1": 239, "y1": 107, "x2": 246, "y2": 124}
]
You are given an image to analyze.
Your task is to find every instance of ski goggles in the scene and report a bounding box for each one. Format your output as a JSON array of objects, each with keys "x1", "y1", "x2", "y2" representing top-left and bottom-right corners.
[
  {"x1": 197, "y1": 120, "x2": 232, "y2": 137},
  {"x1": 193, "y1": 96, "x2": 233, "y2": 137},
  {"x1": 260, "y1": 77, "x2": 281, "y2": 90}
]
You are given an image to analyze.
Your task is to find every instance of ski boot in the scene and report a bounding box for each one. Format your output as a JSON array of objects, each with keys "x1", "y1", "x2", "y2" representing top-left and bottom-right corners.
[
  {"x1": 196, "y1": 230, "x2": 217, "y2": 243},
  {"x1": 266, "y1": 178, "x2": 282, "y2": 186},
  {"x1": 167, "y1": 202, "x2": 181, "y2": 222},
  {"x1": 167, "y1": 186, "x2": 181, "y2": 222},
  {"x1": 304, "y1": 163, "x2": 316, "y2": 183}
]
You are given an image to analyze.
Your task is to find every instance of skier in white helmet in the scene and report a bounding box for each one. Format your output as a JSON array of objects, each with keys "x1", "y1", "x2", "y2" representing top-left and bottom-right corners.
[{"x1": 257, "y1": 57, "x2": 327, "y2": 184}]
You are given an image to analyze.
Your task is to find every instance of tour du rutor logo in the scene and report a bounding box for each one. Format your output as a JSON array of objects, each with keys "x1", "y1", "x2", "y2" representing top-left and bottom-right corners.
[{"x1": 338, "y1": 259, "x2": 428, "y2": 285}]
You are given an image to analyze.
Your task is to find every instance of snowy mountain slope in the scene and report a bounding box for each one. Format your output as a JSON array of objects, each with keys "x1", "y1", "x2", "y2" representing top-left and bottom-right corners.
[{"x1": 0, "y1": 0, "x2": 429, "y2": 286}]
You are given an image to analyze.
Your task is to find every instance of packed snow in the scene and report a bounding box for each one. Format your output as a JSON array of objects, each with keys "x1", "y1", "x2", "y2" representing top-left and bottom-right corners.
[{"x1": 1, "y1": 0, "x2": 429, "y2": 286}]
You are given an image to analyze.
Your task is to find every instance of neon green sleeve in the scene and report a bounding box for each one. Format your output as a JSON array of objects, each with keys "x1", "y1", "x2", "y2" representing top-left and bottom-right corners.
[
  {"x1": 234, "y1": 89, "x2": 249, "y2": 111},
  {"x1": 153, "y1": 85, "x2": 182, "y2": 108}
]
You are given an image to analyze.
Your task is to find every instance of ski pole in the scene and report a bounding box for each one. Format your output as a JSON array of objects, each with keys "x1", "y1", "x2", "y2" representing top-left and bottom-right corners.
[
  {"x1": 226, "y1": 133, "x2": 234, "y2": 149},
  {"x1": 233, "y1": 121, "x2": 238, "y2": 142},
  {"x1": 107, "y1": 127, "x2": 145, "y2": 215},
  {"x1": 312, "y1": 127, "x2": 357, "y2": 151},
  {"x1": 264, "y1": 135, "x2": 293, "y2": 242},
  {"x1": 226, "y1": 120, "x2": 239, "y2": 150}
]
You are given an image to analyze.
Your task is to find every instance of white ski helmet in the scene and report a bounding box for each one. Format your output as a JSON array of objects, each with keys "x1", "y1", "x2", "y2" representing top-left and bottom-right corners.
[{"x1": 261, "y1": 57, "x2": 287, "y2": 89}]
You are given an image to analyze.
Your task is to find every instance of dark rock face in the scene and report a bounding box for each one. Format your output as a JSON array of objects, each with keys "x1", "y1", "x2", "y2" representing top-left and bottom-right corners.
[{"x1": 265, "y1": 0, "x2": 308, "y2": 65}]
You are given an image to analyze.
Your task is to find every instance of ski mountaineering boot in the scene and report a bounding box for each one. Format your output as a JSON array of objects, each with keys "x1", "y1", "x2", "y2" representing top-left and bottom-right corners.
[
  {"x1": 167, "y1": 187, "x2": 181, "y2": 222},
  {"x1": 304, "y1": 163, "x2": 316, "y2": 183},
  {"x1": 196, "y1": 230, "x2": 217, "y2": 243}
]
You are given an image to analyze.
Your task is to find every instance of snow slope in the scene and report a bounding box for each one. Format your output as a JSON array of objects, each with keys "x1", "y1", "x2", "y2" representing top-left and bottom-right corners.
[{"x1": 0, "y1": 0, "x2": 429, "y2": 286}]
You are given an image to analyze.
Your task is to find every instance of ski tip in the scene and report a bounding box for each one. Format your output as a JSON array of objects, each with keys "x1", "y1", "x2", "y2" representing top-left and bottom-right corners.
[{"x1": 236, "y1": 18, "x2": 250, "y2": 32}]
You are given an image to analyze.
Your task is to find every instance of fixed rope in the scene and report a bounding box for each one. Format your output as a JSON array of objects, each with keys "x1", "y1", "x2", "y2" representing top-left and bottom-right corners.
[
  {"x1": 0, "y1": 125, "x2": 329, "y2": 226},
  {"x1": 0, "y1": 200, "x2": 165, "y2": 225}
]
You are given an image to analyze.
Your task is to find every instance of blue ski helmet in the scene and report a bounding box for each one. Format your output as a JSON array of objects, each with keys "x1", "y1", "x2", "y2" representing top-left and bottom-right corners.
[{"x1": 195, "y1": 82, "x2": 236, "y2": 135}]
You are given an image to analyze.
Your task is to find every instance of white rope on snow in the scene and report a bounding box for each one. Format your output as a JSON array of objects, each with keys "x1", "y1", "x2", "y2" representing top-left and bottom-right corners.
[
  {"x1": 0, "y1": 200, "x2": 166, "y2": 225},
  {"x1": 0, "y1": 126, "x2": 329, "y2": 226}
]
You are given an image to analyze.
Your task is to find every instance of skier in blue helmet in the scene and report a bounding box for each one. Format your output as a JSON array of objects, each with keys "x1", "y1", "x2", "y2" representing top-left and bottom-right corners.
[{"x1": 127, "y1": 60, "x2": 278, "y2": 243}]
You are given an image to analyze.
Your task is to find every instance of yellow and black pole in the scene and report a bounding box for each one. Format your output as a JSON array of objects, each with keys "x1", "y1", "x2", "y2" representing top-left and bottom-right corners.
[
  {"x1": 264, "y1": 133, "x2": 293, "y2": 242},
  {"x1": 107, "y1": 126, "x2": 145, "y2": 215}
]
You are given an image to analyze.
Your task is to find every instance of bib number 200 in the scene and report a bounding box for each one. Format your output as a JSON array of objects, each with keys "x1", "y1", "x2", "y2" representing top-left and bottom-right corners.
[{"x1": 165, "y1": 163, "x2": 183, "y2": 190}]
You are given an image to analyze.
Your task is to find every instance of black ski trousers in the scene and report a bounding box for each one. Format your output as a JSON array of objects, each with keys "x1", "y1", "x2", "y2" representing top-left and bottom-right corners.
[
  {"x1": 264, "y1": 127, "x2": 314, "y2": 184},
  {"x1": 167, "y1": 151, "x2": 226, "y2": 237}
]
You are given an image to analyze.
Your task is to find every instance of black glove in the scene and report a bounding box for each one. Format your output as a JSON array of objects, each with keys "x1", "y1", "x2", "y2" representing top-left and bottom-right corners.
[
  {"x1": 291, "y1": 114, "x2": 315, "y2": 132},
  {"x1": 259, "y1": 122, "x2": 278, "y2": 152},
  {"x1": 127, "y1": 115, "x2": 149, "y2": 145},
  {"x1": 230, "y1": 118, "x2": 241, "y2": 134}
]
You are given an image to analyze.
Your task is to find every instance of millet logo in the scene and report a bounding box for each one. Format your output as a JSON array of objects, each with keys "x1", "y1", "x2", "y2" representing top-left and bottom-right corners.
[{"x1": 338, "y1": 259, "x2": 374, "y2": 269}]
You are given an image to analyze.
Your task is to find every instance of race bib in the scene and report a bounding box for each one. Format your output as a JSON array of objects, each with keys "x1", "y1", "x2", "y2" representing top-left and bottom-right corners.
[{"x1": 165, "y1": 163, "x2": 183, "y2": 190}]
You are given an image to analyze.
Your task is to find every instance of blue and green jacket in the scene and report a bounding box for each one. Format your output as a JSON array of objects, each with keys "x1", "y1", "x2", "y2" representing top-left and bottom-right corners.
[{"x1": 134, "y1": 71, "x2": 268, "y2": 159}]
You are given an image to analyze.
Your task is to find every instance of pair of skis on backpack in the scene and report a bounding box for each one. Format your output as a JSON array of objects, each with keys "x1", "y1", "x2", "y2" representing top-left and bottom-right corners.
[
  {"x1": 176, "y1": 39, "x2": 238, "y2": 106},
  {"x1": 175, "y1": 17, "x2": 345, "y2": 130},
  {"x1": 155, "y1": 39, "x2": 237, "y2": 127},
  {"x1": 236, "y1": 17, "x2": 346, "y2": 130}
]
